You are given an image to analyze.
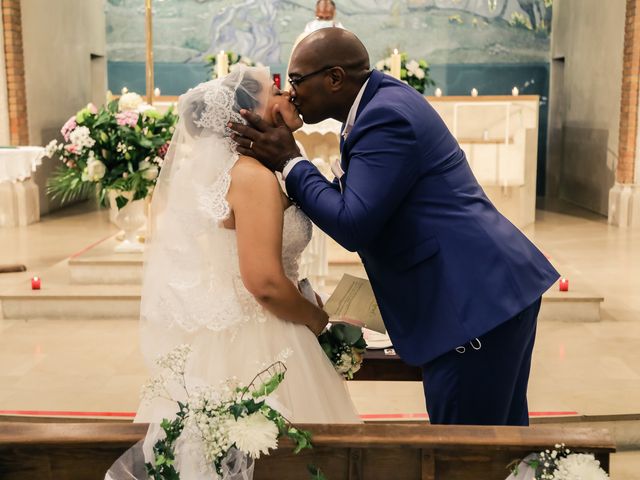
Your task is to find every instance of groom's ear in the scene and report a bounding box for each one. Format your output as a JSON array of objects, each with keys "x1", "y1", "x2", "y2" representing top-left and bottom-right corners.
[{"x1": 327, "y1": 67, "x2": 346, "y2": 93}]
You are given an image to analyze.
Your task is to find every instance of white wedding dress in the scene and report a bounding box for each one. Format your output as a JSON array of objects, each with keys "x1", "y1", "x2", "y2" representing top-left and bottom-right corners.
[
  {"x1": 136, "y1": 203, "x2": 360, "y2": 425},
  {"x1": 105, "y1": 66, "x2": 359, "y2": 480}
]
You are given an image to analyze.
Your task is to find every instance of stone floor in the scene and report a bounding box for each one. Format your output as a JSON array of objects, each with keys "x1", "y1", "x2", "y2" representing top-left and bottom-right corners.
[{"x1": 0, "y1": 200, "x2": 639, "y2": 477}]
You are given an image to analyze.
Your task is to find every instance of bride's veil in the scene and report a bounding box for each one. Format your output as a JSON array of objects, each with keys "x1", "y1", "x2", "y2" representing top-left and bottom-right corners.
[
  {"x1": 105, "y1": 66, "x2": 273, "y2": 480},
  {"x1": 139, "y1": 65, "x2": 272, "y2": 366}
]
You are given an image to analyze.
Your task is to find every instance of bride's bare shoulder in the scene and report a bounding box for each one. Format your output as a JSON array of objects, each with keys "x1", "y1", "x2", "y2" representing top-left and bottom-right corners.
[{"x1": 230, "y1": 156, "x2": 278, "y2": 191}]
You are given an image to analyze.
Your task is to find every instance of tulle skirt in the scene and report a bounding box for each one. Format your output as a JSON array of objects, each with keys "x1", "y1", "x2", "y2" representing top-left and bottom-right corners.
[{"x1": 105, "y1": 316, "x2": 360, "y2": 479}]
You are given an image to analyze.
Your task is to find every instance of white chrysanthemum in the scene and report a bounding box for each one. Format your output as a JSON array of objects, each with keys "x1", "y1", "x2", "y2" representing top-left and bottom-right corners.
[
  {"x1": 227, "y1": 413, "x2": 278, "y2": 459},
  {"x1": 118, "y1": 92, "x2": 144, "y2": 112},
  {"x1": 69, "y1": 126, "x2": 95, "y2": 150},
  {"x1": 552, "y1": 453, "x2": 609, "y2": 480},
  {"x1": 138, "y1": 159, "x2": 159, "y2": 180},
  {"x1": 85, "y1": 159, "x2": 106, "y2": 181}
]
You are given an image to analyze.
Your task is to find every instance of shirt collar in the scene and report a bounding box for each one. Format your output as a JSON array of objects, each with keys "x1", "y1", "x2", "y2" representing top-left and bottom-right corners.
[{"x1": 342, "y1": 77, "x2": 370, "y2": 140}]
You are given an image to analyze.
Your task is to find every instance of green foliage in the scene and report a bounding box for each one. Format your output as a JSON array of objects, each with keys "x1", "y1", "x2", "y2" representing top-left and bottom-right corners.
[
  {"x1": 375, "y1": 52, "x2": 436, "y2": 94},
  {"x1": 44, "y1": 96, "x2": 178, "y2": 210}
]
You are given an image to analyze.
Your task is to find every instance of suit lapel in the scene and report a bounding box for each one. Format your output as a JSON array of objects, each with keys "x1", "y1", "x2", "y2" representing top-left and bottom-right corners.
[{"x1": 340, "y1": 70, "x2": 385, "y2": 171}]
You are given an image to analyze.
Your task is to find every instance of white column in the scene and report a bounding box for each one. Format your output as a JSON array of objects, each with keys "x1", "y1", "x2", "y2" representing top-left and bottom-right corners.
[{"x1": 0, "y1": 4, "x2": 11, "y2": 145}]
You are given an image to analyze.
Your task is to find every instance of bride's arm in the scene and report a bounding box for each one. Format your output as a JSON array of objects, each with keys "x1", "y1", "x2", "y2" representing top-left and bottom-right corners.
[{"x1": 228, "y1": 158, "x2": 329, "y2": 335}]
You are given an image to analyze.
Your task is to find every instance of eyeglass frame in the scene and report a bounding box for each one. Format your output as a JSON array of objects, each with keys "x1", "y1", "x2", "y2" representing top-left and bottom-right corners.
[{"x1": 288, "y1": 66, "x2": 336, "y2": 91}]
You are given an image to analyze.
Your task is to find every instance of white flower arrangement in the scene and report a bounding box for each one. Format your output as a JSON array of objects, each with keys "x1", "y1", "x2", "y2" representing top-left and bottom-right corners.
[
  {"x1": 507, "y1": 443, "x2": 609, "y2": 480},
  {"x1": 142, "y1": 344, "x2": 313, "y2": 480},
  {"x1": 375, "y1": 52, "x2": 435, "y2": 94}
]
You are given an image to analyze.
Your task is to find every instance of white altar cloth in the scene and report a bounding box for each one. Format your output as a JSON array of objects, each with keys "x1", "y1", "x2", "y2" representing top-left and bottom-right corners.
[{"x1": 0, "y1": 146, "x2": 43, "y2": 227}]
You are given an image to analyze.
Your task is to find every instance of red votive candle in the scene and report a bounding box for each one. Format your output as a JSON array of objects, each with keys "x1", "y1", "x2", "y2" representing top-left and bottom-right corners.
[
  {"x1": 273, "y1": 73, "x2": 281, "y2": 89},
  {"x1": 31, "y1": 276, "x2": 41, "y2": 290},
  {"x1": 559, "y1": 277, "x2": 569, "y2": 292}
]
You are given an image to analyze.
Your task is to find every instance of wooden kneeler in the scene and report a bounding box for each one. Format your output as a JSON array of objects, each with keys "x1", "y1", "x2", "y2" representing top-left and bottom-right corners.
[{"x1": 0, "y1": 422, "x2": 615, "y2": 480}]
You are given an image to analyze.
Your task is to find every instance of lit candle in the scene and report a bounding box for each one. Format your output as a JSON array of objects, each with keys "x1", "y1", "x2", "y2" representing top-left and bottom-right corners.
[
  {"x1": 512, "y1": 86, "x2": 519, "y2": 96},
  {"x1": 273, "y1": 73, "x2": 281, "y2": 89},
  {"x1": 435, "y1": 87, "x2": 442, "y2": 97},
  {"x1": 216, "y1": 50, "x2": 229, "y2": 78},
  {"x1": 559, "y1": 277, "x2": 569, "y2": 292},
  {"x1": 121, "y1": 87, "x2": 128, "y2": 94},
  {"x1": 31, "y1": 276, "x2": 41, "y2": 290},
  {"x1": 154, "y1": 87, "x2": 161, "y2": 97},
  {"x1": 471, "y1": 88, "x2": 478, "y2": 97},
  {"x1": 390, "y1": 49, "x2": 402, "y2": 80}
]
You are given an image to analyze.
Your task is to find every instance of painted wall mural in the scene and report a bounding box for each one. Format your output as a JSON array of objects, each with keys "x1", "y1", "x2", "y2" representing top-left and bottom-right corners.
[{"x1": 106, "y1": 0, "x2": 552, "y2": 70}]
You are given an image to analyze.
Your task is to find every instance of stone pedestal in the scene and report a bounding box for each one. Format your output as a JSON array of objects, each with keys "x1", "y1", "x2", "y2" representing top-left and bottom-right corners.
[
  {"x1": 0, "y1": 178, "x2": 40, "y2": 227},
  {"x1": 608, "y1": 183, "x2": 640, "y2": 228}
]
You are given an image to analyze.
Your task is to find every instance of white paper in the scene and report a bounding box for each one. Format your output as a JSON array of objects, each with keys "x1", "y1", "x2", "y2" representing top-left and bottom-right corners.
[{"x1": 324, "y1": 274, "x2": 386, "y2": 334}]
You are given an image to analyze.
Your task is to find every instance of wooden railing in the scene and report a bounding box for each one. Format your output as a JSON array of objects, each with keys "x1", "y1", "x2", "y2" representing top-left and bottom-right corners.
[{"x1": 0, "y1": 422, "x2": 615, "y2": 479}]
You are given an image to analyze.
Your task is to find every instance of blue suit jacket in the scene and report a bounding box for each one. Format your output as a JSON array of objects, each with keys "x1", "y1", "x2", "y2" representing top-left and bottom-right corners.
[{"x1": 286, "y1": 70, "x2": 559, "y2": 365}]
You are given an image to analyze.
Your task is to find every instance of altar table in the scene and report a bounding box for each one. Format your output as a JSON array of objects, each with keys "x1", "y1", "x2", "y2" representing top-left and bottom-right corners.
[{"x1": 0, "y1": 146, "x2": 43, "y2": 227}]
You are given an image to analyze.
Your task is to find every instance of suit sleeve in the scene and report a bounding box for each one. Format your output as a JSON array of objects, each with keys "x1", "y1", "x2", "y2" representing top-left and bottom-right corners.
[{"x1": 285, "y1": 107, "x2": 418, "y2": 252}]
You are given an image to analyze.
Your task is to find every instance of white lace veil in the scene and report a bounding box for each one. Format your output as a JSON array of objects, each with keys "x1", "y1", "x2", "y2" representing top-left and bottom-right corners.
[{"x1": 139, "y1": 65, "x2": 272, "y2": 368}]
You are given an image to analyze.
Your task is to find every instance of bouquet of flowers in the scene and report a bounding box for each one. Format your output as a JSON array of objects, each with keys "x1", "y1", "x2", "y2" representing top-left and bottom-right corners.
[
  {"x1": 375, "y1": 52, "x2": 436, "y2": 94},
  {"x1": 142, "y1": 345, "x2": 313, "y2": 480},
  {"x1": 45, "y1": 89, "x2": 178, "y2": 210},
  {"x1": 318, "y1": 323, "x2": 367, "y2": 380},
  {"x1": 205, "y1": 52, "x2": 264, "y2": 79},
  {"x1": 507, "y1": 443, "x2": 609, "y2": 480}
]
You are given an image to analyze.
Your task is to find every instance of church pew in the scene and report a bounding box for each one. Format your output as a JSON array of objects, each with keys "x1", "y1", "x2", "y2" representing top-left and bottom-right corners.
[{"x1": 0, "y1": 422, "x2": 614, "y2": 479}]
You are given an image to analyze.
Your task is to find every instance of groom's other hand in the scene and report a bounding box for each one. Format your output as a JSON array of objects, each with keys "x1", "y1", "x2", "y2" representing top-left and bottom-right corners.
[{"x1": 229, "y1": 106, "x2": 301, "y2": 172}]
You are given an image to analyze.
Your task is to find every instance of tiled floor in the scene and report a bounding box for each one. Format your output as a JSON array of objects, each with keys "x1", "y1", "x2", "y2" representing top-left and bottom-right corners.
[{"x1": 0, "y1": 201, "x2": 638, "y2": 476}]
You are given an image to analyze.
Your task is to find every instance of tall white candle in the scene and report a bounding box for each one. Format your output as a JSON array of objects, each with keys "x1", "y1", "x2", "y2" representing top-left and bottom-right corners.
[
  {"x1": 512, "y1": 86, "x2": 519, "y2": 96},
  {"x1": 216, "y1": 50, "x2": 229, "y2": 78},
  {"x1": 390, "y1": 49, "x2": 402, "y2": 80},
  {"x1": 471, "y1": 88, "x2": 478, "y2": 97}
]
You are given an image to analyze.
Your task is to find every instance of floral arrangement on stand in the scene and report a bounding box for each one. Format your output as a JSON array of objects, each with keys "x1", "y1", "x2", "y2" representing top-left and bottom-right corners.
[
  {"x1": 507, "y1": 443, "x2": 609, "y2": 480},
  {"x1": 44, "y1": 89, "x2": 178, "y2": 210},
  {"x1": 375, "y1": 52, "x2": 436, "y2": 94},
  {"x1": 205, "y1": 51, "x2": 264, "y2": 79},
  {"x1": 318, "y1": 323, "x2": 367, "y2": 380},
  {"x1": 143, "y1": 344, "x2": 313, "y2": 480}
]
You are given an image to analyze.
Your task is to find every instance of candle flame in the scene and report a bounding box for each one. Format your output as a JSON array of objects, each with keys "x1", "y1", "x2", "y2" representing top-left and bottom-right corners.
[{"x1": 393, "y1": 48, "x2": 398, "y2": 55}]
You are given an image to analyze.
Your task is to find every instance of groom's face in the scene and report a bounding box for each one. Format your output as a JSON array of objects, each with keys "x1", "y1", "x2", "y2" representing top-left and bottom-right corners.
[{"x1": 288, "y1": 57, "x2": 333, "y2": 124}]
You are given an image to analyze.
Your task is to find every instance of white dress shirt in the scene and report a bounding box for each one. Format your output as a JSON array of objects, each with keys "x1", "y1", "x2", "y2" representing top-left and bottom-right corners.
[{"x1": 283, "y1": 77, "x2": 371, "y2": 180}]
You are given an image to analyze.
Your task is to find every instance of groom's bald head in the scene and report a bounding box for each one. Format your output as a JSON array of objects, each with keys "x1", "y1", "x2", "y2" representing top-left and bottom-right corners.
[
  {"x1": 291, "y1": 28, "x2": 370, "y2": 75},
  {"x1": 288, "y1": 28, "x2": 371, "y2": 123}
]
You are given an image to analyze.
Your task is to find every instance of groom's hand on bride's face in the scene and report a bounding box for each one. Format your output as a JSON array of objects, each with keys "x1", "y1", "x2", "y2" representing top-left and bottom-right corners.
[{"x1": 229, "y1": 106, "x2": 301, "y2": 172}]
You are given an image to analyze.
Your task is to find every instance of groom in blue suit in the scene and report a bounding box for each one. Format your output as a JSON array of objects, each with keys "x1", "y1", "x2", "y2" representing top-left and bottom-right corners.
[{"x1": 231, "y1": 29, "x2": 559, "y2": 425}]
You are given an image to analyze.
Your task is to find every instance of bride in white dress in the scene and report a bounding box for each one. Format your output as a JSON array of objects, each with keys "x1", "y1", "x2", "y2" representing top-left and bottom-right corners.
[{"x1": 106, "y1": 65, "x2": 359, "y2": 479}]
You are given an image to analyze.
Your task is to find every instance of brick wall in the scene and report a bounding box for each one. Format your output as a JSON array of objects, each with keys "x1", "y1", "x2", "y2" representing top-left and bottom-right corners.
[
  {"x1": 2, "y1": 0, "x2": 29, "y2": 145},
  {"x1": 618, "y1": 0, "x2": 640, "y2": 184}
]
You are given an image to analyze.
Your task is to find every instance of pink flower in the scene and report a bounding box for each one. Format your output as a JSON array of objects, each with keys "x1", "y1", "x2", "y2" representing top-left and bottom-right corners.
[
  {"x1": 116, "y1": 111, "x2": 139, "y2": 128},
  {"x1": 157, "y1": 141, "x2": 170, "y2": 158},
  {"x1": 61, "y1": 116, "x2": 77, "y2": 141},
  {"x1": 64, "y1": 144, "x2": 79, "y2": 154},
  {"x1": 87, "y1": 103, "x2": 98, "y2": 114}
]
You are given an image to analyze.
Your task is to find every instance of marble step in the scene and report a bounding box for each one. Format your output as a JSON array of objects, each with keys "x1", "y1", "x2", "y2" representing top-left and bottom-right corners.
[{"x1": 0, "y1": 278, "x2": 602, "y2": 322}]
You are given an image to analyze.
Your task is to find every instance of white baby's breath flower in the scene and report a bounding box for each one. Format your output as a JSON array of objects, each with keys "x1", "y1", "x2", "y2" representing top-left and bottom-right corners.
[
  {"x1": 118, "y1": 92, "x2": 144, "y2": 112},
  {"x1": 552, "y1": 453, "x2": 609, "y2": 480},
  {"x1": 44, "y1": 139, "x2": 58, "y2": 157},
  {"x1": 227, "y1": 412, "x2": 278, "y2": 459},
  {"x1": 69, "y1": 126, "x2": 95, "y2": 150},
  {"x1": 156, "y1": 344, "x2": 192, "y2": 378}
]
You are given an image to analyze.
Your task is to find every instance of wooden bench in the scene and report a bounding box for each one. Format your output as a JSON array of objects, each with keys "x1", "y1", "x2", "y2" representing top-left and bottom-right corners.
[{"x1": 0, "y1": 422, "x2": 615, "y2": 479}]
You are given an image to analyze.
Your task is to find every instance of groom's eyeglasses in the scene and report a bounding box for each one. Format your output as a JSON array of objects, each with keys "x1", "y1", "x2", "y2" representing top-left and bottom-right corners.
[{"x1": 288, "y1": 66, "x2": 335, "y2": 92}]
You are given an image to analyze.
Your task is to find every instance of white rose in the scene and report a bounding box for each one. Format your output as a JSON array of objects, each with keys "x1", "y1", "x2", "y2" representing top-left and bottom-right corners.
[
  {"x1": 138, "y1": 160, "x2": 159, "y2": 180},
  {"x1": 118, "y1": 92, "x2": 144, "y2": 112},
  {"x1": 406, "y1": 60, "x2": 419, "y2": 73},
  {"x1": 415, "y1": 68, "x2": 425, "y2": 80},
  {"x1": 86, "y1": 159, "x2": 106, "y2": 181}
]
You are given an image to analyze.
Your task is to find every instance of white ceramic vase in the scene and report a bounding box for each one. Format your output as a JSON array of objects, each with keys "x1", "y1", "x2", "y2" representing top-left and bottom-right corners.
[{"x1": 110, "y1": 191, "x2": 146, "y2": 253}]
